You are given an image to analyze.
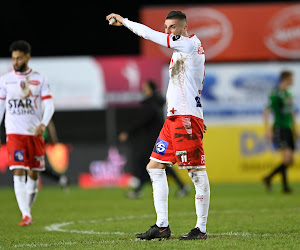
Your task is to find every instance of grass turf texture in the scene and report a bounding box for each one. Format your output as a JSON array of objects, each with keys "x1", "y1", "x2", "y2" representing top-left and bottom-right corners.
[{"x1": 0, "y1": 183, "x2": 299, "y2": 249}]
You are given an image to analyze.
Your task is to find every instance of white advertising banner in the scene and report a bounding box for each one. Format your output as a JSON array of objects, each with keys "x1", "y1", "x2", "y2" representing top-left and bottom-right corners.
[
  {"x1": 197, "y1": 62, "x2": 300, "y2": 123},
  {"x1": 0, "y1": 56, "x2": 164, "y2": 110},
  {"x1": 0, "y1": 57, "x2": 106, "y2": 110}
]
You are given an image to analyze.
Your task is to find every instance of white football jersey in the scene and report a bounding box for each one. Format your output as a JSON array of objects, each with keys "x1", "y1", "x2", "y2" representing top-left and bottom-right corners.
[
  {"x1": 123, "y1": 19, "x2": 205, "y2": 119},
  {"x1": 166, "y1": 34, "x2": 205, "y2": 118},
  {"x1": 0, "y1": 68, "x2": 52, "y2": 135}
]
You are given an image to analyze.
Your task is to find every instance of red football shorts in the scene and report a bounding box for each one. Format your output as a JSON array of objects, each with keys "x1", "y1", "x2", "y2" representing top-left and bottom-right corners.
[
  {"x1": 150, "y1": 116, "x2": 206, "y2": 169},
  {"x1": 6, "y1": 134, "x2": 46, "y2": 171}
]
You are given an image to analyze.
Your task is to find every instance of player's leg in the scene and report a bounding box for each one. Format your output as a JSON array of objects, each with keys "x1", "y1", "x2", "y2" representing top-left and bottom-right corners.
[
  {"x1": 175, "y1": 117, "x2": 209, "y2": 240},
  {"x1": 136, "y1": 119, "x2": 174, "y2": 240},
  {"x1": 263, "y1": 128, "x2": 294, "y2": 192},
  {"x1": 280, "y1": 148, "x2": 294, "y2": 193},
  {"x1": 7, "y1": 134, "x2": 32, "y2": 225},
  {"x1": 147, "y1": 160, "x2": 169, "y2": 227},
  {"x1": 179, "y1": 169, "x2": 210, "y2": 240},
  {"x1": 13, "y1": 168, "x2": 32, "y2": 226},
  {"x1": 26, "y1": 170, "x2": 40, "y2": 208},
  {"x1": 136, "y1": 160, "x2": 171, "y2": 240}
]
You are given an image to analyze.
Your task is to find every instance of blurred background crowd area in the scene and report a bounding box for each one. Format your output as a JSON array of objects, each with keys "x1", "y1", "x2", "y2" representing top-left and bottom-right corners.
[{"x1": 0, "y1": 0, "x2": 300, "y2": 187}]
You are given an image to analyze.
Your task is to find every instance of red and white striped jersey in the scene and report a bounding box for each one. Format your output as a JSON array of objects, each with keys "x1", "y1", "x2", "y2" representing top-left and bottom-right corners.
[
  {"x1": 166, "y1": 34, "x2": 205, "y2": 118},
  {"x1": 0, "y1": 68, "x2": 52, "y2": 135}
]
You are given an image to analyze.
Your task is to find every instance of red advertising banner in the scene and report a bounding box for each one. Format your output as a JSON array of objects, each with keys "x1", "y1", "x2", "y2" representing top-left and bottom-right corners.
[
  {"x1": 95, "y1": 56, "x2": 165, "y2": 105},
  {"x1": 140, "y1": 3, "x2": 300, "y2": 62}
]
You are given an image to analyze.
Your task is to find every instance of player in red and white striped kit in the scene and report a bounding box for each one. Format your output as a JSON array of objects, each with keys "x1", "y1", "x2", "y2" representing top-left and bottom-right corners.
[
  {"x1": 0, "y1": 41, "x2": 55, "y2": 226},
  {"x1": 107, "y1": 11, "x2": 210, "y2": 240}
]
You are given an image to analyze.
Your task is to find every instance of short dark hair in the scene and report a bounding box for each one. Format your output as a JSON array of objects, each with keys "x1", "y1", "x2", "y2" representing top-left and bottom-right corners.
[
  {"x1": 9, "y1": 40, "x2": 31, "y2": 55},
  {"x1": 166, "y1": 10, "x2": 187, "y2": 22},
  {"x1": 280, "y1": 71, "x2": 293, "y2": 81}
]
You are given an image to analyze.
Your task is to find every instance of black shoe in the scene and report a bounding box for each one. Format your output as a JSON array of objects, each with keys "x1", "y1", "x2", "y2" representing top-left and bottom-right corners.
[
  {"x1": 136, "y1": 224, "x2": 171, "y2": 240},
  {"x1": 179, "y1": 227, "x2": 207, "y2": 240},
  {"x1": 263, "y1": 177, "x2": 272, "y2": 192}
]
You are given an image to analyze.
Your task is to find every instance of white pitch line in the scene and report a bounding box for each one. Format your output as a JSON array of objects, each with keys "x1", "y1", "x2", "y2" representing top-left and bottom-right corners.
[{"x1": 44, "y1": 210, "x2": 300, "y2": 237}]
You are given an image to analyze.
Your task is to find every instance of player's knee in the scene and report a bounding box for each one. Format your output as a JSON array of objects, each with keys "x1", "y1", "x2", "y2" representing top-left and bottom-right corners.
[
  {"x1": 13, "y1": 168, "x2": 26, "y2": 176},
  {"x1": 146, "y1": 160, "x2": 166, "y2": 170},
  {"x1": 28, "y1": 171, "x2": 39, "y2": 180}
]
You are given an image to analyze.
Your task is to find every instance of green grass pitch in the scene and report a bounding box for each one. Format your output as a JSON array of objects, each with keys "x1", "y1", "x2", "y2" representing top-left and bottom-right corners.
[{"x1": 0, "y1": 182, "x2": 299, "y2": 249}]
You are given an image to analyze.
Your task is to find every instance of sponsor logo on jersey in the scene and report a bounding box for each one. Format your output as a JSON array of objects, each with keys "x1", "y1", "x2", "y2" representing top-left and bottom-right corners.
[
  {"x1": 153, "y1": 138, "x2": 169, "y2": 155},
  {"x1": 29, "y1": 80, "x2": 41, "y2": 85},
  {"x1": 14, "y1": 150, "x2": 24, "y2": 162},
  {"x1": 8, "y1": 98, "x2": 35, "y2": 115}
]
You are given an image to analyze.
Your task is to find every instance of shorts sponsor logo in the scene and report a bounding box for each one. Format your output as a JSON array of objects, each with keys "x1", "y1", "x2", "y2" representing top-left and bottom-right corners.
[
  {"x1": 176, "y1": 151, "x2": 188, "y2": 162},
  {"x1": 154, "y1": 139, "x2": 169, "y2": 155},
  {"x1": 14, "y1": 150, "x2": 24, "y2": 162}
]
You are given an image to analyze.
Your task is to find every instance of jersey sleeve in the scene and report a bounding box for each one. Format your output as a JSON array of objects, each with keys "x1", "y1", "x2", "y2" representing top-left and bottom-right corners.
[
  {"x1": 0, "y1": 76, "x2": 7, "y2": 100},
  {"x1": 40, "y1": 76, "x2": 52, "y2": 100},
  {"x1": 123, "y1": 19, "x2": 194, "y2": 54}
]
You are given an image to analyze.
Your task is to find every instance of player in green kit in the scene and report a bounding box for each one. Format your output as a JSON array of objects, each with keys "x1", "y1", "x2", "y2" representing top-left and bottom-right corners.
[{"x1": 263, "y1": 71, "x2": 298, "y2": 193}]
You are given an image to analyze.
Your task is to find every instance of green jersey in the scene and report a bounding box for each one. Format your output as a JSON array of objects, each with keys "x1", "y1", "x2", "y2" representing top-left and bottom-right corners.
[{"x1": 268, "y1": 88, "x2": 293, "y2": 129}]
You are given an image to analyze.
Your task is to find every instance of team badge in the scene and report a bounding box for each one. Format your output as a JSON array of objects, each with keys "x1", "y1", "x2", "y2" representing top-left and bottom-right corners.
[
  {"x1": 153, "y1": 138, "x2": 169, "y2": 155},
  {"x1": 20, "y1": 81, "x2": 26, "y2": 89}
]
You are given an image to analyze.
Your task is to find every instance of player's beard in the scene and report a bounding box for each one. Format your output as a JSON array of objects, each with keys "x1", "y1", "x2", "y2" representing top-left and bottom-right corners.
[{"x1": 14, "y1": 62, "x2": 27, "y2": 72}]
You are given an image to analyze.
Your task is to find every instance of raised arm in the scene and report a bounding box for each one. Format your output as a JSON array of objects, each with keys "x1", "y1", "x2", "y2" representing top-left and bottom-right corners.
[{"x1": 106, "y1": 13, "x2": 194, "y2": 54}]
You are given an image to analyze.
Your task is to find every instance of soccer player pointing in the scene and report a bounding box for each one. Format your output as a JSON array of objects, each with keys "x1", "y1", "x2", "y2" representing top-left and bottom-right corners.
[
  {"x1": 0, "y1": 41, "x2": 55, "y2": 226},
  {"x1": 107, "y1": 11, "x2": 210, "y2": 240}
]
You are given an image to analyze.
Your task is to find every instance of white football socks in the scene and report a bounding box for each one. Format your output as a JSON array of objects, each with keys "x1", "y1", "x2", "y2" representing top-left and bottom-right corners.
[
  {"x1": 26, "y1": 176, "x2": 39, "y2": 209},
  {"x1": 13, "y1": 175, "x2": 31, "y2": 218},
  {"x1": 147, "y1": 168, "x2": 169, "y2": 227},
  {"x1": 189, "y1": 170, "x2": 210, "y2": 233}
]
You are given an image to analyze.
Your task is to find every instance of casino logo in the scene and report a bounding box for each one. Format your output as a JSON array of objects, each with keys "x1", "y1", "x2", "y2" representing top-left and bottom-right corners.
[{"x1": 265, "y1": 4, "x2": 300, "y2": 58}]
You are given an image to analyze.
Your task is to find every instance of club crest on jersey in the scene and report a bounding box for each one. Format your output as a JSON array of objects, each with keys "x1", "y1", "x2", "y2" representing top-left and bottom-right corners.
[
  {"x1": 14, "y1": 150, "x2": 24, "y2": 162},
  {"x1": 153, "y1": 138, "x2": 169, "y2": 155},
  {"x1": 172, "y1": 35, "x2": 181, "y2": 41},
  {"x1": 20, "y1": 81, "x2": 26, "y2": 89}
]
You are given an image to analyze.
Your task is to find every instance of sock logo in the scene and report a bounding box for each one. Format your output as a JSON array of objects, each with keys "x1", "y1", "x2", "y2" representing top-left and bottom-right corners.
[
  {"x1": 153, "y1": 138, "x2": 169, "y2": 155},
  {"x1": 14, "y1": 150, "x2": 24, "y2": 162}
]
